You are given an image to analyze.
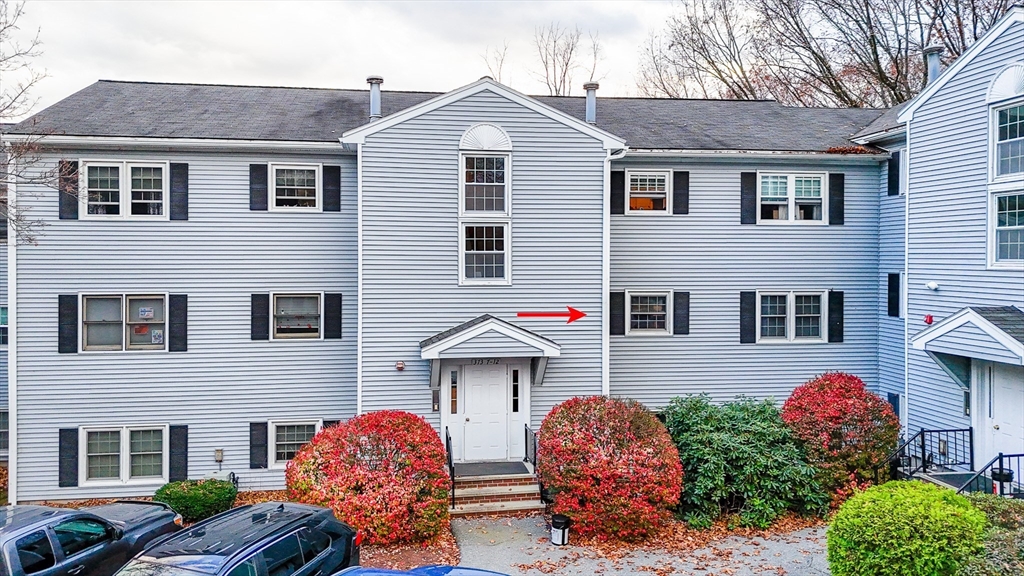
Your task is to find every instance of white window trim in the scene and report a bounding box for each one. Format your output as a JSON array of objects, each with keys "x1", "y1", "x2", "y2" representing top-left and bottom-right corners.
[
  {"x1": 268, "y1": 163, "x2": 323, "y2": 212},
  {"x1": 0, "y1": 410, "x2": 8, "y2": 459},
  {"x1": 756, "y1": 172, "x2": 830, "y2": 225},
  {"x1": 458, "y1": 152, "x2": 511, "y2": 218},
  {"x1": 79, "y1": 293, "x2": 170, "y2": 353},
  {"x1": 270, "y1": 292, "x2": 325, "y2": 341},
  {"x1": 625, "y1": 290, "x2": 672, "y2": 336},
  {"x1": 79, "y1": 424, "x2": 169, "y2": 487},
  {"x1": 990, "y1": 98, "x2": 1024, "y2": 184},
  {"x1": 0, "y1": 304, "x2": 7, "y2": 349},
  {"x1": 458, "y1": 222, "x2": 512, "y2": 286},
  {"x1": 988, "y1": 189, "x2": 1024, "y2": 269},
  {"x1": 269, "y1": 419, "x2": 322, "y2": 469},
  {"x1": 755, "y1": 290, "x2": 828, "y2": 344},
  {"x1": 78, "y1": 160, "x2": 170, "y2": 221},
  {"x1": 624, "y1": 170, "x2": 673, "y2": 216}
]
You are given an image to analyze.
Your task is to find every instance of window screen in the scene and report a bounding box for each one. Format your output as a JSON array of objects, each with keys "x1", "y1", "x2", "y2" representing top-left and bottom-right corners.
[
  {"x1": 83, "y1": 296, "x2": 123, "y2": 350},
  {"x1": 274, "y1": 295, "x2": 321, "y2": 338}
]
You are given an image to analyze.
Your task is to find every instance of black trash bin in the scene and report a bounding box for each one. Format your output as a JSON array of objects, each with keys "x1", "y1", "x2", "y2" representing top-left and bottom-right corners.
[{"x1": 551, "y1": 514, "x2": 571, "y2": 546}]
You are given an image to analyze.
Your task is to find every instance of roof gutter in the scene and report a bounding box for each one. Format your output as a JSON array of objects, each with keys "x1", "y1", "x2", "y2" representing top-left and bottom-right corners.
[
  {"x1": 850, "y1": 127, "x2": 907, "y2": 146},
  {"x1": 2, "y1": 134, "x2": 350, "y2": 153},
  {"x1": 625, "y1": 149, "x2": 889, "y2": 162}
]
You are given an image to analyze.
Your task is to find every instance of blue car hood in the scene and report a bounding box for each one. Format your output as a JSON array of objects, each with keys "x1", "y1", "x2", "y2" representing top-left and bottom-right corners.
[{"x1": 339, "y1": 567, "x2": 509, "y2": 576}]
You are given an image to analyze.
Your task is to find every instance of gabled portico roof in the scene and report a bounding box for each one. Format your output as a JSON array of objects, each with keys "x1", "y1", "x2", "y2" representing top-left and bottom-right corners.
[
  {"x1": 419, "y1": 314, "x2": 561, "y2": 360},
  {"x1": 911, "y1": 306, "x2": 1024, "y2": 366}
]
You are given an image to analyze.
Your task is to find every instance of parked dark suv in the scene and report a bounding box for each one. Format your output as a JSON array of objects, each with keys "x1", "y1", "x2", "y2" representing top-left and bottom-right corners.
[
  {"x1": 0, "y1": 502, "x2": 183, "y2": 576},
  {"x1": 114, "y1": 503, "x2": 360, "y2": 576}
]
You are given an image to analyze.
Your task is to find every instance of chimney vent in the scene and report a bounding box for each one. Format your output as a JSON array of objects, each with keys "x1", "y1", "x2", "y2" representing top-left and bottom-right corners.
[
  {"x1": 584, "y1": 82, "x2": 599, "y2": 124},
  {"x1": 367, "y1": 75, "x2": 384, "y2": 121},
  {"x1": 923, "y1": 46, "x2": 944, "y2": 85}
]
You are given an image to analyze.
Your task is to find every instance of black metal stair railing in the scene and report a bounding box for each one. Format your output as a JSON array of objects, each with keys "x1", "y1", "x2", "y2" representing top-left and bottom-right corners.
[
  {"x1": 957, "y1": 453, "x2": 1024, "y2": 497},
  {"x1": 445, "y1": 426, "x2": 455, "y2": 508},
  {"x1": 875, "y1": 428, "x2": 974, "y2": 482},
  {"x1": 525, "y1": 424, "x2": 550, "y2": 504}
]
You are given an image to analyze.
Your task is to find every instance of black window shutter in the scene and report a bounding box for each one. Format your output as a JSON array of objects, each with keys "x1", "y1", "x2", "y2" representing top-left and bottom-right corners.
[
  {"x1": 251, "y1": 294, "x2": 270, "y2": 340},
  {"x1": 673, "y1": 291, "x2": 690, "y2": 335},
  {"x1": 740, "y1": 291, "x2": 756, "y2": 343},
  {"x1": 58, "y1": 429, "x2": 79, "y2": 487},
  {"x1": 324, "y1": 293, "x2": 343, "y2": 339},
  {"x1": 58, "y1": 295, "x2": 78, "y2": 354},
  {"x1": 610, "y1": 291, "x2": 625, "y2": 336},
  {"x1": 672, "y1": 171, "x2": 689, "y2": 215},
  {"x1": 887, "y1": 273, "x2": 900, "y2": 317},
  {"x1": 322, "y1": 420, "x2": 340, "y2": 429},
  {"x1": 250, "y1": 164, "x2": 269, "y2": 211},
  {"x1": 611, "y1": 172, "x2": 625, "y2": 215},
  {"x1": 59, "y1": 160, "x2": 79, "y2": 220},
  {"x1": 887, "y1": 393, "x2": 901, "y2": 419},
  {"x1": 250, "y1": 423, "x2": 268, "y2": 469},
  {"x1": 887, "y1": 152, "x2": 900, "y2": 196},
  {"x1": 323, "y1": 165, "x2": 341, "y2": 212},
  {"x1": 169, "y1": 294, "x2": 188, "y2": 352},
  {"x1": 828, "y1": 290, "x2": 845, "y2": 343},
  {"x1": 170, "y1": 163, "x2": 189, "y2": 220},
  {"x1": 829, "y1": 173, "x2": 845, "y2": 225},
  {"x1": 740, "y1": 172, "x2": 757, "y2": 224},
  {"x1": 169, "y1": 425, "x2": 188, "y2": 482}
]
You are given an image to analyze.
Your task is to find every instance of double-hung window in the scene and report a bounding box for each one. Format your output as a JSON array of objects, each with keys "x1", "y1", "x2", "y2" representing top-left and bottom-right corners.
[
  {"x1": 758, "y1": 173, "x2": 827, "y2": 223},
  {"x1": 757, "y1": 291, "x2": 826, "y2": 342},
  {"x1": 82, "y1": 295, "x2": 166, "y2": 351},
  {"x1": 0, "y1": 305, "x2": 7, "y2": 346},
  {"x1": 0, "y1": 411, "x2": 8, "y2": 453},
  {"x1": 80, "y1": 425, "x2": 168, "y2": 484},
  {"x1": 626, "y1": 291, "x2": 670, "y2": 335},
  {"x1": 270, "y1": 420, "x2": 320, "y2": 467},
  {"x1": 460, "y1": 154, "x2": 510, "y2": 285},
  {"x1": 994, "y1": 192, "x2": 1024, "y2": 263},
  {"x1": 82, "y1": 162, "x2": 169, "y2": 219},
  {"x1": 270, "y1": 164, "x2": 321, "y2": 210},
  {"x1": 996, "y1": 104, "x2": 1023, "y2": 177},
  {"x1": 626, "y1": 171, "x2": 670, "y2": 214},
  {"x1": 990, "y1": 102, "x2": 1024, "y2": 267},
  {"x1": 272, "y1": 294, "x2": 322, "y2": 339}
]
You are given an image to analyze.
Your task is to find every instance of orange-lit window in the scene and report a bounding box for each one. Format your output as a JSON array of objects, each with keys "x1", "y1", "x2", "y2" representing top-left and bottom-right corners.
[{"x1": 627, "y1": 172, "x2": 669, "y2": 213}]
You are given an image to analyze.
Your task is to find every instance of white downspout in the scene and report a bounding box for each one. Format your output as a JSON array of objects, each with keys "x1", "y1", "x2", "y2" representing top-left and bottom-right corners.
[
  {"x1": 903, "y1": 121, "x2": 911, "y2": 437},
  {"x1": 603, "y1": 147, "x2": 627, "y2": 397}
]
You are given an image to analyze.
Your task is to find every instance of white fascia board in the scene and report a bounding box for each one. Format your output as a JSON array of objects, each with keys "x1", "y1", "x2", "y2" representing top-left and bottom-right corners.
[
  {"x1": 899, "y1": 6, "x2": 1024, "y2": 123},
  {"x1": 420, "y1": 319, "x2": 561, "y2": 360},
  {"x1": 3, "y1": 134, "x2": 349, "y2": 154},
  {"x1": 624, "y1": 149, "x2": 888, "y2": 162},
  {"x1": 850, "y1": 127, "x2": 907, "y2": 146},
  {"x1": 341, "y1": 78, "x2": 627, "y2": 150},
  {"x1": 910, "y1": 308, "x2": 1024, "y2": 361}
]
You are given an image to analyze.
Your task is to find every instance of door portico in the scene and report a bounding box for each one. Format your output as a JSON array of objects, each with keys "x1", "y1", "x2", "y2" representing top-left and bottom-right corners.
[{"x1": 420, "y1": 315, "x2": 560, "y2": 462}]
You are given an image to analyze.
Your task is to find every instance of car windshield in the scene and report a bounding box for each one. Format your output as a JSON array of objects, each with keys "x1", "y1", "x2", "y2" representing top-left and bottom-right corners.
[{"x1": 115, "y1": 559, "x2": 218, "y2": 576}]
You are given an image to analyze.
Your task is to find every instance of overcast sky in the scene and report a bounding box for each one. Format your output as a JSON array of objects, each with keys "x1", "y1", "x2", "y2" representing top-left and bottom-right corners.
[{"x1": 15, "y1": 0, "x2": 676, "y2": 120}]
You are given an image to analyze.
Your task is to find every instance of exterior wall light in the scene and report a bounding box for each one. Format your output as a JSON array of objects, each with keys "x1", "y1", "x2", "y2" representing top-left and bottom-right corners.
[{"x1": 395, "y1": 361, "x2": 406, "y2": 371}]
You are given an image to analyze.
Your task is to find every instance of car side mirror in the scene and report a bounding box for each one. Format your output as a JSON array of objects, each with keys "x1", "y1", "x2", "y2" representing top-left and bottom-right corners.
[{"x1": 112, "y1": 527, "x2": 125, "y2": 540}]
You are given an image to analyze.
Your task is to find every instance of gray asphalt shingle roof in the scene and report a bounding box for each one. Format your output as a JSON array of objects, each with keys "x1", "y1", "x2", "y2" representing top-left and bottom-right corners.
[
  {"x1": 971, "y1": 306, "x2": 1024, "y2": 345},
  {"x1": 852, "y1": 102, "x2": 908, "y2": 141},
  {"x1": 10, "y1": 80, "x2": 888, "y2": 152}
]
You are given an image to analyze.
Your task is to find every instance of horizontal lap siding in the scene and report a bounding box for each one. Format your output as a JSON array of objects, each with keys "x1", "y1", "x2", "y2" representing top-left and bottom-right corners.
[
  {"x1": 610, "y1": 160, "x2": 880, "y2": 407},
  {"x1": 878, "y1": 151, "x2": 907, "y2": 404},
  {"x1": 927, "y1": 323, "x2": 1020, "y2": 364},
  {"x1": 360, "y1": 90, "x2": 605, "y2": 427},
  {"x1": 906, "y1": 22, "x2": 1024, "y2": 432},
  {"x1": 15, "y1": 151, "x2": 357, "y2": 500}
]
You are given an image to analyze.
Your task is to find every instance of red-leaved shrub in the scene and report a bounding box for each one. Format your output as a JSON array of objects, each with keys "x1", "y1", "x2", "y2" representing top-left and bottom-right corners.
[
  {"x1": 537, "y1": 396, "x2": 683, "y2": 541},
  {"x1": 782, "y1": 372, "x2": 900, "y2": 503},
  {"x1": 285, "y1": 411, "x2": 450, "y2": 545}
]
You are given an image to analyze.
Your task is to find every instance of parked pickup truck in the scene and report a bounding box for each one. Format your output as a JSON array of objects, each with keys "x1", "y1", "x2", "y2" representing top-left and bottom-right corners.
[{"x1": 0, "y1": 502, "x2": 183, "y2": 576}]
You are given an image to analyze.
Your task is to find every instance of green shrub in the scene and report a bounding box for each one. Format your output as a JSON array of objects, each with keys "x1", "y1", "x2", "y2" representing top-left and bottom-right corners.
[
  {"x1": 662, "y1": 395, "x2": 828, "y2": 529},
  {"x1": 957, "y1": 494, "x2": 1024, "y2": 576},
  {"x1": 828, "y1": 481, "x2": 986, "y2": 576},
  {"x1": 154, "y1": 479, "x2": 238, "y2": 523}
]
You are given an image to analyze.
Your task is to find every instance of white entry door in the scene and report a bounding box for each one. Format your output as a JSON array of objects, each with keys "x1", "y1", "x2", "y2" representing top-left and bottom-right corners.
[
  {"x1": 464, "y1": 365, "x2": 509, "y2": 461},
  {"x1": 990, "y1": 363, "x2": 1024, "y2": 458}
]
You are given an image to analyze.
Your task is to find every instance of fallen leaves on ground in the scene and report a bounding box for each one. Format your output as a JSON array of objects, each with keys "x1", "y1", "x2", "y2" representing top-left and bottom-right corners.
[
  {"x1": 234, "y1": 490, "x2": 289, "y2": 506},
  {"x1": 361, "y1": 529, "x2": 460, "y2": 570}
]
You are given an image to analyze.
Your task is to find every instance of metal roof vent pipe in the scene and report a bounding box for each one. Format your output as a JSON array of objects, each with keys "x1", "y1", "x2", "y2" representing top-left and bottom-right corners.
[
  {"x1": 584, "y1": 82, "x2": 599, "y2": 124},
  {"x1": 367, "y1": 75, "x2": 383, "y2": 121},
  {"x1": 924, "y1": 45, "x2": 944, "y2": 85}
]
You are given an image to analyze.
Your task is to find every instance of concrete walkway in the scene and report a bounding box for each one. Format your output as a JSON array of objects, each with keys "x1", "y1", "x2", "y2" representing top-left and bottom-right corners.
[{"x1": 453, "y1": 515, "x2": 830, "y2": 575}]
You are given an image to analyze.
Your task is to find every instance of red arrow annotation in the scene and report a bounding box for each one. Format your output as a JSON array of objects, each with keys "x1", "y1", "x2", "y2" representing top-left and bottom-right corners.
[{"x1": 517, "y1": 307, "x2": 587, "y2": 324}]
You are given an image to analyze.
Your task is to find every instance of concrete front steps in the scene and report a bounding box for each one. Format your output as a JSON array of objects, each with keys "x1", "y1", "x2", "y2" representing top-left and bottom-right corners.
[{"x1": 450, "y1": 473, "x2": 546, "y2": 517}]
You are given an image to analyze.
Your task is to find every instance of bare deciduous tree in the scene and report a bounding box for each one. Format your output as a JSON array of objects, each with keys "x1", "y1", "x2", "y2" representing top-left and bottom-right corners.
[
  {"x1": 0, "y1": 0, "x2": 53, "y2": 245},
  {"x1": 483, "y1": 40, "x2": 510, "y2": 84},
  {"x1": 532, "y1": 22, "x2": 602, "y2": 96},
  {"x1": 639, "y1": 0, "x2": 1011, "y2": 107}
]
